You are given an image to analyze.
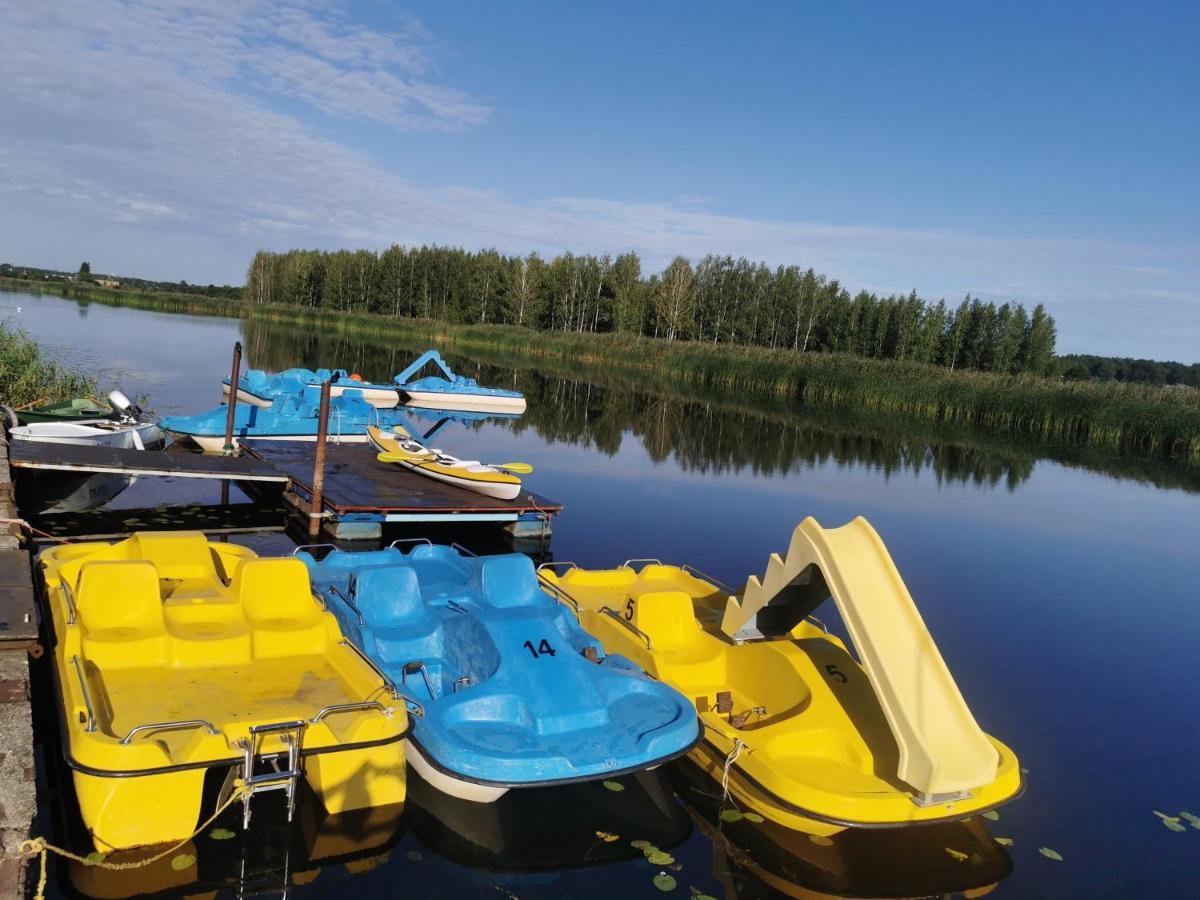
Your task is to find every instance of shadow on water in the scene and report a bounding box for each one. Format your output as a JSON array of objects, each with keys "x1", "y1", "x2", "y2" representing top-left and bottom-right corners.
[{"x1": 242, "y1": 317, "x2": 1200, "y2": 494}]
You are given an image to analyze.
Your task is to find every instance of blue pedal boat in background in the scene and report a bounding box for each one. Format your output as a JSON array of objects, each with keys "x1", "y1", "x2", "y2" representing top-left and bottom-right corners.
[
  {"x1": 300, "y1": 542, "x2": 700, "y2": 802},
  {"x1": 394, "y1": 350, "x2": 527, "y2": 414},
  {"x1": 162, "y1": 387, "x2": 411, "y2": 451},
  {"x1": 223, "y1": 367, "x2": 403, "y2": 409}
]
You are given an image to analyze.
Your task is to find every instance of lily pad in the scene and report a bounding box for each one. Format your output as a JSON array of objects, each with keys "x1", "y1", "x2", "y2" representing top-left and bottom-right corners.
[
  {"x1": 944, "y1": 848, "x2": 968, "y2": 862},
  {"x1": 170, "y1": 853, "x2": 196, "y2": 871},
  {"x1": 647, "y1": 850, "x2": 675, "y2": 865},
  {"x1": 631, "y1": 839, "x2": 653, "y2": 849},
  {"x1": 1180, "y1": 811, "x2": 1200, "y2": 829},
  {"x1": 603, "y1": 780, "x2": 625, "y2": 792},
  {"x1": 995, "y1": 837, "x2": 1014, "y2": 846},
  {"x1": 653, "y1": 872, "x2": 677, "y2": 892},
  {"x1": 1038, "y1": 847, "x2": 1063, "y2": 862},
  {"x1": 807, "y1": 834, "x2": 833, "y2": 846},
  {"x1": 1162, "y1": 818, "x2": 1187, "y2": 832},
  {"x1": 982, "y1": 810, "x2": 1000, "y2": 822},
  {"x1": 1153, "y1": 810, "x2": 1180, "y2": 822},
  {"x1": 596, "y1": 830, "x2": 620, "y2": 842},
  {"x1": 719, "y1": 809, "x2": 744, "y2": 823},
  {"x1": 209, "y1": 827, "x2": 236, "y2": 840},
  {"x1": 743, "y1": 812, "x2": 764, "y2": 823},
  {"x1": 83, "y1": 851, "x2": 106, "y2": 866},
  {"x1": 406, "y1": 850, "x2": 423, "y2": 862},
  {"x1": 689, "y1": 892, "x2": 718, "y2": 900}
]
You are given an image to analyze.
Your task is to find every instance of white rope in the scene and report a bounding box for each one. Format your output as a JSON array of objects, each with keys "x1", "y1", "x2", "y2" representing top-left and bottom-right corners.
[{"x1": 720, "y1": 738, "x2": 747, "y2": 810}]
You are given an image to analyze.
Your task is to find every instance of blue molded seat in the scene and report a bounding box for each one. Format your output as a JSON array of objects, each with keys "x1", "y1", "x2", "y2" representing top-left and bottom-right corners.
[
  {"x1": 352, "y1": 566, "x2": 434, "y2": 633},
  {"x1": 475, "y1": 554, "x2": 543, "y2": 609}
]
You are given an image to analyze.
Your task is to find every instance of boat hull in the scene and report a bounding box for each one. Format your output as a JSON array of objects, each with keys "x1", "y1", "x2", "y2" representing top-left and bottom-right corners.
[
  {"x1": 401, "y1": 390, "x2": 527, "y2": 414},
  {"x1": 179, "y1": 431, "x2": 372, "y2": 453},
  {"x1": 223, "y1": 381, "x2": 400, "y2": 409},
  {"x1": 11, "y1": 421, "x2": 164, "y2": 449}
]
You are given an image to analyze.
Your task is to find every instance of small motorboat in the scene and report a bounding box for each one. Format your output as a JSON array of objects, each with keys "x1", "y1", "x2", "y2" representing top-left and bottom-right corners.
[
  {"x1": 10, "y1": 391, "x2": 163, "y2": 449},
  {"x1": 394, "y1": 350, "x2": 526, "y2": 414},
  {"x1": 367, "y1": 424, "x2": 524, "y2": 500},
  {"x1": 162, "y1": 387, "x2": 410, "y2": 451},
  {"x1": 4, "y1": 397, "x2": 111, "y2": 426},
  {"x1": 40, "y1": 531, "x2": 409, "y2": 851},
  {"x1": 540, "y1": 517, "x2": 1022, "y2": 834},
  {"x1": 223, "y1": 368, "x2": 402, "y2": 410},
  {"x1": 301, "y1": 542, "x2": 700, "y2": 804}
]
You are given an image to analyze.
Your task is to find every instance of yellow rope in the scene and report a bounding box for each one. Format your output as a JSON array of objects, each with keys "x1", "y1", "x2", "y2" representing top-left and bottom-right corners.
[{"x1": 19, "y1": 785, "x2": 247, "y2": 900}]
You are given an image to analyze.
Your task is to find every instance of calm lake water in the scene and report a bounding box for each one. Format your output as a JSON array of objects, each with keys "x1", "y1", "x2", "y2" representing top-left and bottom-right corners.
[{"x1": 6, "y1": 289, "x2": 1200, "y2": 898}]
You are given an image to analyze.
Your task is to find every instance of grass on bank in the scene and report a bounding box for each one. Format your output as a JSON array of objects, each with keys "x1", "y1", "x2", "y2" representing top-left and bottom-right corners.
[
  {"x1": 0, "y1": 276, "x2": 240, "y2": 317},
  {"x1": 246, "y1": 306, "x2": 1200, "y2": 463},
  {"x1": 0, "y1": 322, "x2": 96, "y2": 408}
]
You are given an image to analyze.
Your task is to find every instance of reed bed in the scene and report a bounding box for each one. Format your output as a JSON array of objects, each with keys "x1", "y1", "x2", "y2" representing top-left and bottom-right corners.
[
  {"x1": 247, "y1": 307, "x2": 1200, "y2": 463},
  {"x1": 0, "y1": 323, "x2": 96, "y2": 408},
  {"x1": 0, "y1": 277, "x2": 240, "y2": 318}
]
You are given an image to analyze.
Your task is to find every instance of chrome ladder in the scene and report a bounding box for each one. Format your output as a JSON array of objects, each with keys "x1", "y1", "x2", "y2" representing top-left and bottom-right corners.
[{"x1": 236, "y1": 720, "x2": 307, "y2": 829}]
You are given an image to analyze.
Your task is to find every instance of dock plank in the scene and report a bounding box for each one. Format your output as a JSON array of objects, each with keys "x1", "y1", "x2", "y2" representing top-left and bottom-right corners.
[
  {"x1": 9, "y1": 440, "x2": 289, "y2": 482},
  {"x1": 243, "y1": 441, "x2": 562, "y2": 518}
]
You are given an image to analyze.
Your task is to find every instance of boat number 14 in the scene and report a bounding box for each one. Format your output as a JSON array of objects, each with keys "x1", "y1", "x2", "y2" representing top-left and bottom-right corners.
[{"x1": 523, "y1": 639, "x2": 557, "y2": 659}]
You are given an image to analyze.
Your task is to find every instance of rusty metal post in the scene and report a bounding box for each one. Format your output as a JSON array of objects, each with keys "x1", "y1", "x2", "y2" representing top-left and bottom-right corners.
[
  {"x1": 308, "y1": 379, "x2": 332, "y2": 538},
  {"x1": 222, "y1": 341, "x2": 242, "y2": 456}
]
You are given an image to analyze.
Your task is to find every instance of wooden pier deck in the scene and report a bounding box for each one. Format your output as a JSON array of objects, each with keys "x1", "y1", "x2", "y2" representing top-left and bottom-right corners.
[
  {"x1": 9, "y1": 440, "x2": 289, "y2": 482},
  {"x1": 243, "y1": 441, "x2": 561, "y2": 540}
]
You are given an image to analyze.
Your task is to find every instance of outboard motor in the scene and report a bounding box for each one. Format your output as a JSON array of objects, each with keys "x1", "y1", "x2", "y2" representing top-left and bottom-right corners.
[{"x1": 108, "y1": 390, "x2": 143, "y2": 422}]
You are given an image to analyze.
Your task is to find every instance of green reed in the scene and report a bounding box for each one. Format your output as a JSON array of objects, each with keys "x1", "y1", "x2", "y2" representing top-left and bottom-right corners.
[{"x1": 0, "y1": 323, "x2": 96, "y2": 408}]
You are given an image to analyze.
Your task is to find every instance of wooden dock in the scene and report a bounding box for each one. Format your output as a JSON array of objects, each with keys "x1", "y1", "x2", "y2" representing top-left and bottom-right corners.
[
  {"x1": 243, "y1": 441, "x2": 561, "y2": 541},
  {"x1": 9, "y1": 440, "x2": 289, "y2": 482}
]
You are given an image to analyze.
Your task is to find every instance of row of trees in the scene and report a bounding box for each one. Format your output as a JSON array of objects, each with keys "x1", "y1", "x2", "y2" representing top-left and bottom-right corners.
[
  {"x1": 1057, "y1": 354, "x2": 1200, "y2": 388},
  {"x1": 244, "y1": 246, "x2": 1058, "y2": 374}
]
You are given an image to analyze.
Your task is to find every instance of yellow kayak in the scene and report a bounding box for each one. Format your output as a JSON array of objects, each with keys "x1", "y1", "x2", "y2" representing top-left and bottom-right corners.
[
  {"x1": 540, "y1": 517, "x2": 1022, "y2": 834},
  {"x1": 367, "y1": 424, "x2": 522, "y2": 500},
  {"x1": 40, "y1": 531, "x2": 409, "y2": 851}
]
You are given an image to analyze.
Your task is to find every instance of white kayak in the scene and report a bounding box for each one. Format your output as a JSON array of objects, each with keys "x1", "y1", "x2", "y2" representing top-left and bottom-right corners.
[
  {"x1": 10, "y1": 420, "x2": 165, "y2": 450},
  {"x1": 367, "y1": 425, "x2": 524, "y2": 500}
]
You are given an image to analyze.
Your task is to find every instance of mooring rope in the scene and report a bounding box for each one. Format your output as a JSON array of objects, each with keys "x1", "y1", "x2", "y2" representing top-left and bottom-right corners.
[
  {"x1": 0, "y1": 517, "x2": 72, "y2": 544},
  {"x1": 19, "y1": 785, "x2": 247, "y2": 900},
  {"x1": 720, "y1": 737, "x2": 747, "y2": 812}
]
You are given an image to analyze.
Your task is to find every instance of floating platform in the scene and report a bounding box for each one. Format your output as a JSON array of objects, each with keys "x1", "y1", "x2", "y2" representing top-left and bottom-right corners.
[
  {"x1": 8, "y1": 440, "x2": 288, "y2": 482},
  {"x1": 242, "y1": 441, "x2": 561, "y2": 542}
]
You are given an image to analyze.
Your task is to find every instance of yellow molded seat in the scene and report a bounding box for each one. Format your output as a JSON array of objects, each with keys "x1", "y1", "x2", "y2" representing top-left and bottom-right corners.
[
  {"x1": 237, "y1": 558, "x2": 328, "y2": 658},
  {"x1": 631, "y1": 590, "x2": 702, "y2": 650},
  {"x1": 126, "y1": 531, "x2": 220, "y2": 581},
  {"x1": 76, "y1": 561, "x2": 167, "y2": 669}
]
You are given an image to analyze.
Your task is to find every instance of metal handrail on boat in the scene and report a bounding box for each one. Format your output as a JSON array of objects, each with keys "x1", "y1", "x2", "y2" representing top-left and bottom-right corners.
[
  {"x1": 621, "y1": 558, "x2": 663, "y2": 569},
  {"x1": 599, "y1": 606, "x2": 653, "y2": 650},
  {"x1": 292, "y1": 543, "x2": 338, "y2": 557},
  {"x1": 120, "y1": 719, "x2": 220, "y2": 746},
  {"x1": 450, "y1": 542, "x2": 477, "y2": 558},
  {"x1": 336, "y1": 639, "x2": 425, "y2": 718},
  {"x1": 328, "y1": 584, "x2": 364, "y2": 627},
  {"x1": 61, "y1": 580, "x2": 78, "y2": 625},
  {"x1": 681, "y1": 564, "x2": 737, "y2": 596},
  {"x1": 536, "y1": 561, "x2": 578, "y2": 574},
  {"x1": 403, "y1": 661, "x2": 439, "y2": 701},
  {"x1": 70, "y1": 655, "x2": 96, "y2": 734},
  {"x1": 536, "y1": 576, "x2": 580, "y2": 613},
  {"x1": 310, "y1": 701, "x2": 387, "y2": 723},
  {"x1": 389, "y1": 538, "x2": 433, "y2": 551}
]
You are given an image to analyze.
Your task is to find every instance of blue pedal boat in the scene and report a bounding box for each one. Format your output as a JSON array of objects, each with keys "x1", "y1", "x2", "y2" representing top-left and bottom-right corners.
[
  {"x1": 161, "y1": 387, "x2": 410, "y2": 451},
  {"x1": 300, "y1": 542, "x2": 700, "y2": 802},
  {"x1": 223, "y1": 367, "x2": 402, "y2": 410},
  {"x1": 394, "y1": 350, "x2": 526, "y2": 414}
]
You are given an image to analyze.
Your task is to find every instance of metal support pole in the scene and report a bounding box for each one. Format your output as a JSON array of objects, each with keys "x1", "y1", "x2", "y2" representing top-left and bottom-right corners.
[
  {"x1": 222, "y1": 341, "x2": 242, "y2": 456},
  {"x1": 309, "y1": 379, "x2": 331, "y2": 539}
]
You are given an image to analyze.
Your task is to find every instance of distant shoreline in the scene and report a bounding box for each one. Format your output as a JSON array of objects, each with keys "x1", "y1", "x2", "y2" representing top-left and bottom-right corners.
[{"x1": 5, "y1": 277, "x2": 1197, "y2": 464}]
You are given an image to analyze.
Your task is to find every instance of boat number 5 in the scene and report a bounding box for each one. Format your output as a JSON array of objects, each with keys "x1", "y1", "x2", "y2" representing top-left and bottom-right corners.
[
  {"x1": 523, "y1": 639, "x2": 557, "y2": 659},
  {"x1": 624, "y1": 598, "x2": 635, "y2": 620},
  {"x1": 824, "y1": 664, "x2": 847, "y2": 684}
]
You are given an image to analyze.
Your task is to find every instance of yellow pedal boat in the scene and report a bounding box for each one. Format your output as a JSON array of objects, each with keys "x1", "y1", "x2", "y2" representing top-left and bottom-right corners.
[
  {"x1": 540, "y1": 517, "x2": 1022, "y2": 834},
  {"x1": 40, "y1": 531, "x2": 410, "y2": 851},
  {"x1": 367, "y1": 424, "x2": 522, "y2": 500}
]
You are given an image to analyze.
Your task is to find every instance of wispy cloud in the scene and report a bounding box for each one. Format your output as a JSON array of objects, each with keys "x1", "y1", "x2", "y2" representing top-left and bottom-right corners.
[{"x1": 0, "y1": 1, "x2": 1196, "y2": 359}]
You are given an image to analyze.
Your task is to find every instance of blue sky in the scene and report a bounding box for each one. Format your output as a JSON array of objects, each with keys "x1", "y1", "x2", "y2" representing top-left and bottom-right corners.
[{"x1": 1, "y1": 1, "x2": 1196, "y2": 360}]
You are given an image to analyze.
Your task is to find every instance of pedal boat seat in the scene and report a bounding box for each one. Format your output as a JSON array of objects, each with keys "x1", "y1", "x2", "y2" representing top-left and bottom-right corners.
[
  {"x1": 237, "y1": 557, "x2": 328, "y2": 657},
  {"x1": 352, "y1": 565, "x2": 443, "y2": 656},
  {"x1": 76, "y1": 561, "x2": 168, "y2": 668}
]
